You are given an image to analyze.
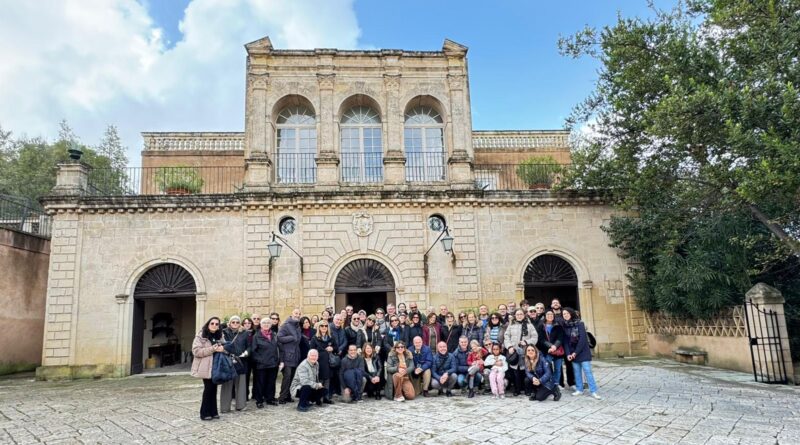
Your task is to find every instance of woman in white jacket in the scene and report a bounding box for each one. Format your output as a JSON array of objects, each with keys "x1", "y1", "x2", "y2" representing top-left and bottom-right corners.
[
  {"x1": 483, "y1": 343, "x2": 509, "y2": 398},
  {"x1": 503, "y1": 309, "x2": 538, "y2": 396}
]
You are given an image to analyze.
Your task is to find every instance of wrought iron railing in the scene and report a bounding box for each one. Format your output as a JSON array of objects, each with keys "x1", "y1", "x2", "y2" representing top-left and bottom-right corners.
[
  {"x1": 0, "y1": 195, "x2": 52, "y2": 237},
  {"x1": 406, "y1": 151, "x2": 447, "y2": 182},
  {"x1": 87, "y1": 166, "x2": 245, "y2": 196},
  {"x1": 274, "y1": 152, "x2": 316, "y2": 184},
  {"x1": 341, "y1": 152, "x2": 383, "y2": 183},
  {"x1": 473, "y1": 163, "x2": 568, "y2": 191}
]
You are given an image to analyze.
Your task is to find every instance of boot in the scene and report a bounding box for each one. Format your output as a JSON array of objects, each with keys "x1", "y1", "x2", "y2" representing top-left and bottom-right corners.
[
  {"x1": 468, "y1": 388, "x2": 475, "y2": 398},
  {"x1": 423, "y1": 390, "x2": 429, "y2": 398},
  {"x1": 553, "y1": 386, "x2": 562, "y2": 402}
]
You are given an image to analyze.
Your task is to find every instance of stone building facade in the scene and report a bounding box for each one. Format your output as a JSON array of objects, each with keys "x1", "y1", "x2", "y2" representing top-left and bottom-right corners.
[{"x1": 38, "y1": 38, "x2": 645, "y2": 379}]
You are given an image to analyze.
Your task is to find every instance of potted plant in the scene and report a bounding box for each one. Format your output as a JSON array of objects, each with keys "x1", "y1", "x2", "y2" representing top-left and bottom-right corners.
[
  {"x1": 515, "y1": 155, "x2": 563, "y2": 189},
  {"x1": 155, "y1": 166, "x2": 204, "y2": 195}
]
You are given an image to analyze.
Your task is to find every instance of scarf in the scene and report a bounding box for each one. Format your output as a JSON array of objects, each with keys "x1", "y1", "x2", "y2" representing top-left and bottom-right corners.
[{"x1": 260, "y1": 328, "x2": 272, "y2": 341}]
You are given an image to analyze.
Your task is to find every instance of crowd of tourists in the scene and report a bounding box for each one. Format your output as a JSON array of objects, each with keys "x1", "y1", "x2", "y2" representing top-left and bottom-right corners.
[{"x1": 190, "y1": 299, "x2": 600, "y2": 420}]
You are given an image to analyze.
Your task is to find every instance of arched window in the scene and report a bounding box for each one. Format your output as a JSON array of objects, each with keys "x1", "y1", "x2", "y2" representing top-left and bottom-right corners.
[
  {"x1": 404, "y1": 106, "x2": 445, "y2": 181},
  {"x1": 276, "y1": 106, "x2": 316, "y2": 183},
  {"x1": 340, "y1": 106, "x2": 383, "y2": 183}
]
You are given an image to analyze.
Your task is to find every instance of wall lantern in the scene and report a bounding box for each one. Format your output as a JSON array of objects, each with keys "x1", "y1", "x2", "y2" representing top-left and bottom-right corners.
[
  {"x1": 424, "y1": 226, "x2": 456, "y2": 280},
  {"x1": 268, "y1": 232, "x2": 303, "y2": 273}
]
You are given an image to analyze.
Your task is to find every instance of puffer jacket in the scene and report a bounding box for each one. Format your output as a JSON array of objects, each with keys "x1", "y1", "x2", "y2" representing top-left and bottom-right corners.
[
  {"x1": 431, "y1": 352, "x2": 456, "y2": 381},
  {"x1": 525, "y1": 352, "x2": 555, "y2": 390},
  {"x1": 453, "y1": 347, "x2": 470, "y2": 374},
  {"x1": 191, "y1": 332, "x2": 215, "y2": 379}
]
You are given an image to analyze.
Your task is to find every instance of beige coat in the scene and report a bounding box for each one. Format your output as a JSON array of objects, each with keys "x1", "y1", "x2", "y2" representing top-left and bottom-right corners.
[{"x1": 191, "y1": 332, "x2": 215, "y2": 379}]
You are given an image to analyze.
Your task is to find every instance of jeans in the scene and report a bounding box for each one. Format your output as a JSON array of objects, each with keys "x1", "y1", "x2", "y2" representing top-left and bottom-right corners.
[
  {"x1": 572, "y1": 360, "x2": 598, "y2": 393},
  {"x1": 545, "y1": 355, "x2": 564, "y2": 389},
  {"x1": 342, "y1": 368, "x2": 364, "y2": 400}
]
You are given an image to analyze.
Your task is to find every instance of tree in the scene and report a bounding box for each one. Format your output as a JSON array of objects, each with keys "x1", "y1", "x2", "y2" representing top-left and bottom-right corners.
[
  {"x1": 0, "y1": 121, "x2": 130, "y2": 202},
  {"x1": 558, "y1": 0, "x2": 800, "y2": 333}
]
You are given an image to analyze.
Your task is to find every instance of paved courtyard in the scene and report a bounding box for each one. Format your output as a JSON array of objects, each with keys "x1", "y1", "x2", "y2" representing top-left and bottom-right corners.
[{"x1": 1, "y1": 358, "x2": 799, "y2": 444}]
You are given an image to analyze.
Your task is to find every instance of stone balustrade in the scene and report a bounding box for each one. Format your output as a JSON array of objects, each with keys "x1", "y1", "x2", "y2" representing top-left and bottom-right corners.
[
  {"x1": 142, "y1": 132, "x2": 245, "y2": 152},
  {"x1": 472, "y1": 130, "x2": 569, "y2": 150}
]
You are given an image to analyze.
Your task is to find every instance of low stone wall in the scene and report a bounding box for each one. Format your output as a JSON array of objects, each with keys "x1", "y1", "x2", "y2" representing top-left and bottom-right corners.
[
  {"x1": 647, "y1": 333, "x2": 751, "y2": 373},
  {"x1": 0, "y1": 228, "x2": 49, "y2": 375},
  {"x1": 644, "y1": 307, "x2": 752, "y2": 373}
]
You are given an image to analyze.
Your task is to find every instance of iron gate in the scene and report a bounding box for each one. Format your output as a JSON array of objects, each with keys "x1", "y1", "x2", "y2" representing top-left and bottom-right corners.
[{"x1": 743, "y1": 300, "x2": 788, "y2": 384}]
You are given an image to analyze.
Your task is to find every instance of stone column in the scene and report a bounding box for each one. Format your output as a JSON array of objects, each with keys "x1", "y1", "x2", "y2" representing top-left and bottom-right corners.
[
  {"x1": 243, "y1": 69, "x2": 273, "y2": 192},
  {"x1": 53, "y1": 162, "x2": 91, "y2": 195},
  {"x1": 383, "y1": 73, "x2": 406, "y2": 188},
  {"x1": 745, "y1": 283, "x2": 795, "y2": 383},
  {"x1": 446, "y1": 73, "x2": 474, "y2": 190},
  {"x1": 315, "y1": 73, "x2": 339, "y2": 189}
]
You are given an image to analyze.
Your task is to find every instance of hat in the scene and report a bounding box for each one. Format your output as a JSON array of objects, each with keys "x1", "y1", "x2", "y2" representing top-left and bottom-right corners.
[
  {"x1": 229, "y1": 315, "x2": 241, "y2": 322},
  {"x1": 367, "y1": 315, "x2": 376, "y2": 321}
]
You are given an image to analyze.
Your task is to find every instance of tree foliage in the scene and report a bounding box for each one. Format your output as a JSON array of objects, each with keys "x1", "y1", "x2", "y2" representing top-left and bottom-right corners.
[
  {"x1": 559, "y1": 0, "x2": 800, "y2": 332},
  {"x1": 0, "y1": 121, "x2": 129, "y2": 203}
]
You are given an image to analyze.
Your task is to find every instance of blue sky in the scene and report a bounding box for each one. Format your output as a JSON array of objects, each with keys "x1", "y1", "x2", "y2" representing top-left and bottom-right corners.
[
  {"x1": 0, "y1": 0, "x2": 672, "y2": 163},
  {"x1": 147, "y1": 0, "x2": 665, "y2": 131}
]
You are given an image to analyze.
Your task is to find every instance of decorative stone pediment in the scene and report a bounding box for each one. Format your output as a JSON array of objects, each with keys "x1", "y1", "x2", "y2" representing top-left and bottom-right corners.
[
  {"x1": 245, "y1": 36, "x2": 273, "y2": 55},
  {"x1": 442, "y1": 39, "x2": 468, "y2": 57}
]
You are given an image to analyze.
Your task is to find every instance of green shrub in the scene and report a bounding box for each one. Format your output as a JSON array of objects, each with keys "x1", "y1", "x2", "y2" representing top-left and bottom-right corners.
[
  {"x1": 155, "y1": 166, "x2": 204, "y2": 194},
  {"x1": 515, "y1": 155, "x2": 563, "y2": 187}
]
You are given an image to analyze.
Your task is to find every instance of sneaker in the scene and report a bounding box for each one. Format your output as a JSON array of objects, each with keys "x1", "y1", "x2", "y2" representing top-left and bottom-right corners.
[
  {"x1": 296, "y1": 405, "x2": 310, "y2": 412},
  {"x1": 446, "y1": 391, "x2": 453, "y2": 397},
  {"x1": 256, "y1": 402, "x2": 264, "y2": 409},
  {"x1": 591, "y1": 392, "x2": 602, "y2": 400},
  {"x1": 394, "y1": 396, "x2": 405, "y2": 402},
  {"x1": 492, "y1": 395, "x2": 498, "y2": 399},
  {"x1": 499, "y1": 394, "x2": 505, "y2": 399},
  {"x1": 571, "y1": 390, "x2": 583, "y2": 396}
]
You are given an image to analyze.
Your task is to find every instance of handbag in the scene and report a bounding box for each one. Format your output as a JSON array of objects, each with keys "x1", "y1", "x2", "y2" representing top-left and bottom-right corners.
[
  {"x1": 329, "y1": 353, "x2": 341, "y2": 368},
  {"x1": 211, "y1": 352, "x2": 237, "y2": 384},
  {"x1": 230, "y1": 353, "x2": 246, "y2": 375},
  {"x1": 587, "y1": 332, "x2": 597, "y2": 349}
]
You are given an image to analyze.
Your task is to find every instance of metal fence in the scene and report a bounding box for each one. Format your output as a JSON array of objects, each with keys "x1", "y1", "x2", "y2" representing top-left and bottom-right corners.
[
  {"x1": 341, "y1": 152, "x2": 383, "y2": 183},
  {"x1": 0, "y1": 195, "x2": 52, "y2": 237},
  {"x1": 473, "y1": 163, "x2": 568, "y2": 190},
  {"x1": 406, "y1": 151, "x2": 447, "y2": 182},
  {"x1": 274, "y1": 152, "x2": 316, "y2": 184},
  {"x1": 88, "y1": 166, "x2": 245, "y2": 196}
]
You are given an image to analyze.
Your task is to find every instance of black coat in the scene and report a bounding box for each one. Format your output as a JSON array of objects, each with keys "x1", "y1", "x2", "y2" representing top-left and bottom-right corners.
[
  {"x1": 309, "y1": 335, "x2": 338, "y2": 380},
  {"x1": 277, "y1": 318, "x2": 302, "y2": 367},
  {"x1": 404, "y1": 323, "x2": 424, "y2": 345},
  {"x1": 249, "y1": 329, "x2": 280, "y2": 369},
  {"x1": 441, "y1": 324, "x2": 462, "y2": 353},
  {"x1": 344, "y1": 326, "x2": 366, "y2": 350},
  {"x1": 536, "y1": 322, "x2": 565, "y2": 356},
  {"x1": 363, "y1": 354, "x2": 383, "y2": 379},
  {"x1": 339, "y1": 354, "x2": 365, "y2": 384}
]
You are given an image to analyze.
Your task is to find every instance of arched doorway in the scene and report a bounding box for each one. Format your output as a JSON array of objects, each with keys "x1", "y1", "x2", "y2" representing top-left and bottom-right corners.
[
  {"x1": 523, "y1": 254, "x2": 579, "y2": 311},
  {"x1": 334, "y1": 259, "x2": 396, "y2": 314},
  {"x1": 131, "y1": 263, "x2": 197, "y2": 375}
]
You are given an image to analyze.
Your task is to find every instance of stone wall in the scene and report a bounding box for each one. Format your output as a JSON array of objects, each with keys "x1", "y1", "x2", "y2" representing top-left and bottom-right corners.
[
  {"x1": 0, "y1": 228, "x2": 49, "y2": 374},
  {"x1": 37, "y1": 191, "x2": 645, "y2": 378}
]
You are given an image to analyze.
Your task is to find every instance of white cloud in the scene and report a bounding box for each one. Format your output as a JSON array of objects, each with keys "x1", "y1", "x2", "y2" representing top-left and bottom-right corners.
[{"x1": 0, "y1": 0, "x2": 361, "y2": 165}]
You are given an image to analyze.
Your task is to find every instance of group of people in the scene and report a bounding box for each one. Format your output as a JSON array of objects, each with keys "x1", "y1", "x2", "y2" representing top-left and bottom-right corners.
[{"x1": 191, "y1": 299, "x2": 601, "y2": 420}]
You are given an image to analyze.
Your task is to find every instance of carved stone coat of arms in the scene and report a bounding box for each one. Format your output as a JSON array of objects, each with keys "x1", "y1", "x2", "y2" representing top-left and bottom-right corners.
[{"x1": 352, "y1": 212, "x2": 373, "y2": 237}]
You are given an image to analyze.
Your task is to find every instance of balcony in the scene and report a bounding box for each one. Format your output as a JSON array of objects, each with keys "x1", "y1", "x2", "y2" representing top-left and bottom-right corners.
[
  {"x1": 274, "y1": 152, "x2": 316, "y2": 184},
  {"x1": 405, "y1": 151, "x2": 447, "y2": 182},
  {"x1": 341, "y1": 152, "x2": 383, "y2": 183},
  {"x1": 473, "y1": 163, "x2": 568, "y2": 191},
  {"x1": 87, "y1": 166, "x2": 245, "y2": 196}
]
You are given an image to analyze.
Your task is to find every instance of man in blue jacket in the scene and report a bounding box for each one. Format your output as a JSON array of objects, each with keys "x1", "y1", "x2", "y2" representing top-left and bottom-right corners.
[
  {"x1": 453, "y1": 336, "x2": 471, "y2": 390},
  {"x1": 430, "y1": 341, "x2": 457, "y2": 396},
  {"x1": 410, "y1": 336, "x2": 433, "y2": 397}
]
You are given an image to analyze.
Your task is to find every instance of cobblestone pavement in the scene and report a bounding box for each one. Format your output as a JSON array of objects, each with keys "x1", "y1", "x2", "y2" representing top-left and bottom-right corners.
[{"x1": 1, "y1": 359, "x2": 799, "y2": 444}]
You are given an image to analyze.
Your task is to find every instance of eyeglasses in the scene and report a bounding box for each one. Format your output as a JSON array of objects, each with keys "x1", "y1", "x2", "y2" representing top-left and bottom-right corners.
[
  {"x1": 209, "y1": 322, "x2": 219, "y2": 326},
  {"x1": 491, "y1": 316, "x2": 499, "y2": 319},
  {"x1": 395, "y1": 346, "x2": 404, "y2": 349},
  {"x1": 230, "y1": 321, "x2": 240, "y2": 324}
]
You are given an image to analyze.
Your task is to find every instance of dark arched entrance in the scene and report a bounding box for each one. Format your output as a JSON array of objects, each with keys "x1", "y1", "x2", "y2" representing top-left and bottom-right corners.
[
  {"x1": 131, "y1": 263, "x2": 197, "y2": 375},
  {"x1": 523, "y1": 254, "x2": 579, "y2": 311},
  {"x1": 334, "y1": 259, "x2": 396, "y2": 314}
]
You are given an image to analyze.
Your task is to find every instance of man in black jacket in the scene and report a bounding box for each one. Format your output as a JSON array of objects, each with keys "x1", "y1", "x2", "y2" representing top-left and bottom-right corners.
[{"x1": 278, "y1": 308, "x2": 302, "y2": 403}]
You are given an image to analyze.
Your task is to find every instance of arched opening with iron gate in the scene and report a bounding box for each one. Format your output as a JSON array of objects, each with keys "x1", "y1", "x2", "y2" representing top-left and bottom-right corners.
[
  {"x1": 334, "y1": 259, "x2": 396, "y2": 314},
  {"x1": 130, "y1": 263, "x2": 197, "y2": 375},
  {"x1": 523, "y1": 254, "x2": 579, "y2": 311}
]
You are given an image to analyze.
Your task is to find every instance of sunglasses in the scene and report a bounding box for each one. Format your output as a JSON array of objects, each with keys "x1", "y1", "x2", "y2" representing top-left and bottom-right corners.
[
  {"x1": 395, "y1": 346, "x2": 404, "y2": 349},
  {"x1": 271, "y1": 317, "x2": 279, "y2": 320},
  {"x1": 209, "y1": 322, "x2": 219, "y2": 326},
  {"x1": 230, "y1": 321, "x2": 240, "y2": 324}
]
